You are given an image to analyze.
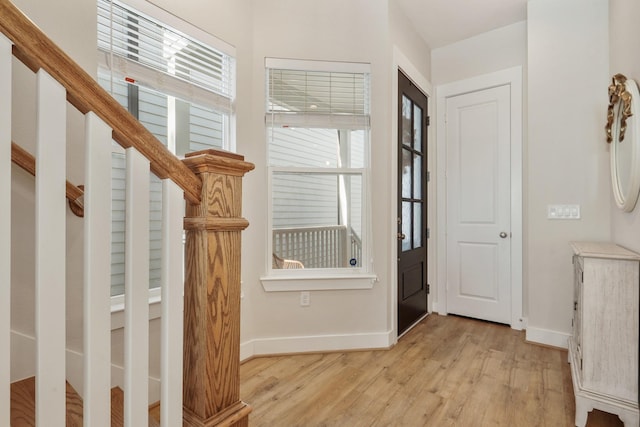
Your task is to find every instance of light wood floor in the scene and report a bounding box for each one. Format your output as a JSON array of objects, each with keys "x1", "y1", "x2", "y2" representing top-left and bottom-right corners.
[{"x1": 240, "y1": 314, "x2": 625, "y2": 427}]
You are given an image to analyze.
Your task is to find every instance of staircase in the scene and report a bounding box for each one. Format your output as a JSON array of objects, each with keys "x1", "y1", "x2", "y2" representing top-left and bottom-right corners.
[
  {"x1": 10, "y1": 378, "x2": 162, "y2": 427},
  {"x1": 0, "y1": 0, "x2": 253, "y2": 425}
]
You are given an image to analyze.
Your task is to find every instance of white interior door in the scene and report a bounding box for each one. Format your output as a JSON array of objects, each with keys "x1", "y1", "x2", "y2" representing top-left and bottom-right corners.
[{"x1": 445, "y1": 84, "x2": 511, "y2": 324}]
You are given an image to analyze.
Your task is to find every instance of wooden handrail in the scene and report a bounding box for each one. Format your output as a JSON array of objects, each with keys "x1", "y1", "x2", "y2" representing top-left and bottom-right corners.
[
  {"x1": 0, "y1": 0, "x2": 202, "y2": 204},
  {"x1": 11, "y1": 142, "x2": 85, "y2": 217}
]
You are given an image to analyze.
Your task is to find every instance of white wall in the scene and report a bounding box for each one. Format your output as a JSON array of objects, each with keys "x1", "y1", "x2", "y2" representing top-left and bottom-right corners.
[
  {"x1": 431, "y1": 21, "x2": 526, "y2": 86},
  {"x1": 389, "y1": 0, "x2": 431, "y2": 80},
  {"x1": 526, "y1": 0, "x2": 610, "y2": 346},
  {"x1": 609, "y1": 0, "x2": 640, "y2": 251}
]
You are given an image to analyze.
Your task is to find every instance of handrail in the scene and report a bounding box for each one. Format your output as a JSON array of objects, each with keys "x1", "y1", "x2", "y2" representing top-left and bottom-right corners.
[
  {"x1": 0, "y1": 0, "x2": 202, "y2": 204},
  {"x1": 11, "y1": 142, "x2": 85, "y2": 217}
]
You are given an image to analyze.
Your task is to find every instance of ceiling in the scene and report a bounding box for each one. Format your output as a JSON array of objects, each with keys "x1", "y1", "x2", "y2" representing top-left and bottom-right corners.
[{"x1": 395, "y1": 0, "x2": 528, "y2": 49}]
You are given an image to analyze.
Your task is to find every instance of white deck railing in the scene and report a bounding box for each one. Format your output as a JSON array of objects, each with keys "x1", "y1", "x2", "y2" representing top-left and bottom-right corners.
[
  {"x1": 1, "y1": 32, "x2": 185, "y2": 427},
  {"x1": 273, "y1": 225, "x2": 362, "y2": 269}
]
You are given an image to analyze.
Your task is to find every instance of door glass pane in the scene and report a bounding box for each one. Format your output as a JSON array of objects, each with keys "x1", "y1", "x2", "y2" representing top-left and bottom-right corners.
[
  {"x1": 413, "y1": 203, "x2": 422, "y2": 249},
  {"x1": 402, "y1": 95, "x2": 412, "y2": 146},
  {"x1": 402, "y1": 148, "x2": 412, "y2": 198},
  {"x1": 413, "y1": 104, "x2": 422, "y2": 151},
  {"x1": 413, "y1": 153, "x2": 421, "y2": 199},
  {"x1": 402, "y1": 202, "x2": 411, "y2": 252}
]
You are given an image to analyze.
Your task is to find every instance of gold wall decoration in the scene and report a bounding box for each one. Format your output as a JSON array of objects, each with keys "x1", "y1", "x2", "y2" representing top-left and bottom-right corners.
[{"x1": 606, "y1": 73, "x2": 634, "y2": 143}]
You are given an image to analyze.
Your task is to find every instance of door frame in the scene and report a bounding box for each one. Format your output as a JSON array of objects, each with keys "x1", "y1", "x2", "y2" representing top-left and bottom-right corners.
[
  {"x1": 435, "y1": 67, "x2": 524, "y2": 330},
  {"x1": 390, "y1": 47, "x2": 434, "y2": 341}
]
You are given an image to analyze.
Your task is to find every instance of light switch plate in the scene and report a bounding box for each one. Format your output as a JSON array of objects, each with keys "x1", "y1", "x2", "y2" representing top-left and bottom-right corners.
[{"x1": 547, "y1": 204, "x2": 580, "y2": 219}]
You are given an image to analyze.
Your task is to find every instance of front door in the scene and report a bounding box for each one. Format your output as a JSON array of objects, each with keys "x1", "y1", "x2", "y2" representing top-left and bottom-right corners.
[
  {"x1": 397, "y1": 70, "x2": 428, "y2": 335},
  {"x1": 445, "y1": 84, "x2": 511, "y2": 324}
]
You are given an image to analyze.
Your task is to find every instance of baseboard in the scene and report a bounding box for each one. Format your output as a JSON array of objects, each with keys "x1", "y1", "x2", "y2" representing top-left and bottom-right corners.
[
  {"x1": 10, "y1": 330, "x2": 36, "y2": 383},
  {"x1": 525, "y1": 326, "x2": 569, "y2": 349},
  {"x1": 110, "y1": 363, "x2": 161, "y2": 403},
  {"x1": 241, "y1": 330, "x2": 393, "y2": 361}
]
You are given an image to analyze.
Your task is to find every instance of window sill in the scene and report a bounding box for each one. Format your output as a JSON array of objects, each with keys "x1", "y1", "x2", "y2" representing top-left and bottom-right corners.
[
  {"x1": 260, "y1": 273, "x2": 377, "y2": 292},
  {"x1": 110, "y1": 287, "x2": 162, "y2": 330}
]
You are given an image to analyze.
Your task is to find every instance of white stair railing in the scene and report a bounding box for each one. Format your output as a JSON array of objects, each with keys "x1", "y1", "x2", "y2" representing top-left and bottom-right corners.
[
  {"x1": 83, "y1": 112, "x2": 113, "y2": 426},
  {"x1": 160, "y1": 178, "x2": 184, "y2": 427},
  {"x1": 0, "y1": 33, "x2": 12, "y2": 427},
  {"x1": 35, "y1": 69, "x2": 67, "y2": 426},
  {"x1": 1, "y1": 32, "x2": 187, "y2": 427},
  {"x1": 124, "y1": 148, "x2": 151, "y2": 427}
]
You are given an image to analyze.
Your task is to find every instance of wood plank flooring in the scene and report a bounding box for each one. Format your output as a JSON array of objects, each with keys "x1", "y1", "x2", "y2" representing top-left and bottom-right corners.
[{"x1": 240, "y1": 314, "x2": 625, "y2": 427}]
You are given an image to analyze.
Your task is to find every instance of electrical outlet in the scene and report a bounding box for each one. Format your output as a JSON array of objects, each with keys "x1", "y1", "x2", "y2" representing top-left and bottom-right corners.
[{"x1": 300, "y1": 291, "x2": 310, "y2": 307}]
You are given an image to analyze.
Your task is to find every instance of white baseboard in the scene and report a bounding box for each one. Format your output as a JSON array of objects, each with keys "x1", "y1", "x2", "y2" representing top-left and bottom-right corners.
[
  {"x1": 526, "y1": 326, "x2": 569, "y2": 349},
  {"x1": 241, "y1": 330, "x2": 393, "y2": 361},
  {"x1": 110, "y1": 362, "x2": 161, "y2": 403},
  {"x1": 10, "y1": 330, "x2": 36, "y2": 383}
]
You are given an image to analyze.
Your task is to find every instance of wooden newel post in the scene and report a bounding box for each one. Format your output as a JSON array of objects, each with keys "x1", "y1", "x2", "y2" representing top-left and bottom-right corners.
[{"x1": 181, "y1": 149, "x2": 255, "y2": 427}]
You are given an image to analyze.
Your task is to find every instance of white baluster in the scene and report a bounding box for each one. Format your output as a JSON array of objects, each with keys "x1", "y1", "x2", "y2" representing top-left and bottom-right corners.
[
  {"x1": 35, "y1": 70, "x2": 67, "y2": 427},
  {"x1": 0, "y1": 33, "x2": 13, "y2": 427},
  {"x1": 83, "y1": 112, "x2": 113, "y2": 427},
  {"x1": 160, "y1": 179, "x2": 184, "y2": 427},
  {"x1": 124, "y1": 147, "x2": 149, "y2": 427}
]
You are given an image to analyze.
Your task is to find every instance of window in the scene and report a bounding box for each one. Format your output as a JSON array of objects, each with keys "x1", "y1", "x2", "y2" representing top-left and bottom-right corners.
[
  {"x1": 264, "y1": 59, "x2": 375, "y2": 289},
  {"x1": 97, "y1": 0, "x2": 235, "y2": 296}
]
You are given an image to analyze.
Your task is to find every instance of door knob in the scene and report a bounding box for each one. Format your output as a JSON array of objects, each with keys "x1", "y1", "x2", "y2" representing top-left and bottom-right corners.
[
  {"x1": 398, "y1": 233, "x2": 406, "y2": 240},
  {"x1": 499, "y1": 232, "x2": 508, "y2": 238}
]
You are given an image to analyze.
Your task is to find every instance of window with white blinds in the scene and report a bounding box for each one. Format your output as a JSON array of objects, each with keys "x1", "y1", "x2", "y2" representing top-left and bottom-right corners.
[
  {"x1": 98, "y1": 0, "x2": 235, "y2": 296},
  {"x1": 97, "y1": 0, "x2": 234, "y2": 113},
  {"x1": 267, "y1": 59, "x2": 370, "y2": 130},
  {"x1": 266, "y1": 59, "x2": 371, "y2": 274}
]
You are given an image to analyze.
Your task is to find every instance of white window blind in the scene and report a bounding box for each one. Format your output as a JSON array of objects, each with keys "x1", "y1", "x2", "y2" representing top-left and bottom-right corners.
[
  {"x1": 98, "y1": 0, "x2": 234, "y2": 114},
  {"x1": 266, "y1": 59, "x2": 370, "y2": 129}
]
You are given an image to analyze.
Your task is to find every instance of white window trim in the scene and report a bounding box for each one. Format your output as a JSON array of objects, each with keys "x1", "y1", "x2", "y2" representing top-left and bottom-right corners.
[
  {"x1": 262, "y1": 58, "x2": 375, "y2": 291},
  {"x1": 260, "y1": 274, "x2": 378, "y2": 292},
  {"x1": 265, "y1": 57, "x2": 370, "y2": 74}
]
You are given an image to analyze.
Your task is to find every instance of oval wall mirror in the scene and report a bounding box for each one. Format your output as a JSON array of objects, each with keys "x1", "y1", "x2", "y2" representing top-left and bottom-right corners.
[{"x1": 607, "y1": 74, "x2": 640, "y2": 212}]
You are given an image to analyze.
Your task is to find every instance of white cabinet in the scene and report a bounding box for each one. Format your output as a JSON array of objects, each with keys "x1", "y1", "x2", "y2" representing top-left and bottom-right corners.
[{"x1": 569, "y1": 242, "x2": 639, "y2": 427}]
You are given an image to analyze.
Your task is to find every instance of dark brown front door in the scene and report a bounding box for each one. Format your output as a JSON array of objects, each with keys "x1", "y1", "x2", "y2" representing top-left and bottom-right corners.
[{"x1": 397, "y1": 70, "x2": 428, "y2": 336}]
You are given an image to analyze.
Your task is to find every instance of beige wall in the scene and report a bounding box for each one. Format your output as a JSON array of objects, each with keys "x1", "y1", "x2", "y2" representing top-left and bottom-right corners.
[
  {"x1": 526, "y1": 0, "x2": 610, "y2": 344},
  {"x1": 609, "y1": 0, "x2": 640, "y2": 252}
]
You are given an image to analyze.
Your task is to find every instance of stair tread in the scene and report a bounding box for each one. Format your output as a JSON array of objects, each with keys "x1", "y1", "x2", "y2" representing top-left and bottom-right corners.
[{"x1": 11, "y1": 378, "x2": 162, "y2": 426}]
